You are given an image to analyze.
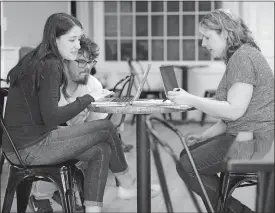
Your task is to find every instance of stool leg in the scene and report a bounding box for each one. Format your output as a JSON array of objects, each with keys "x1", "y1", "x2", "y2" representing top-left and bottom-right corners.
[
  {"x1": 16, "y1": 180, "x2": 33, "y2": 213},
  {"x1": 2, "y1": 168, "x2": 23, "y2": 213},
  {"x1": 0, "y1": 150, "x2": 5, "y2": 175},
  {"x1": 59, "y1": 166, "x2": 75, "y2": 213},
  {"x1": 217, "y1": 173, "x2": 231, "y2": 213}
]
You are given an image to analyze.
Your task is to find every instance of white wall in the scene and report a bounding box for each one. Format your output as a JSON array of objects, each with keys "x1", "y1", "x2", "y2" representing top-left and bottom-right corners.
[
  {"x1": 2, "y1": 1, "x2": 70, "y2": 47},
  {"x1": 242, "y1": 1, "x2": 274, "y2": 71}
]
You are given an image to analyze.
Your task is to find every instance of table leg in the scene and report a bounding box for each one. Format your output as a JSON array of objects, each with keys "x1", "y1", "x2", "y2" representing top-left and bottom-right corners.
[{"x1": 136, "y1": 114, "x2": 151, "y2": 213}]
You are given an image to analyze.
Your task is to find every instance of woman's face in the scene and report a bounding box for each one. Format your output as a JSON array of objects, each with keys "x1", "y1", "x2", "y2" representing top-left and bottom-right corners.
[
  {"x1": 56, "y1": 25, "x2": 83, "y2": 60},
  {"x1": 199, "y1": 26, "x2": 227, "y2": 59}
]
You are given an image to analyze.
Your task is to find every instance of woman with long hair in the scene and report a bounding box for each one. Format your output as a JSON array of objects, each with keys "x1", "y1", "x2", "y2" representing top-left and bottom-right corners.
[
  {"x1": 168, "y1": 9, "x2": 274, "y2": 213},
  {"x1": 2, "y1": 13, "x2": 160, "y2": 213}
]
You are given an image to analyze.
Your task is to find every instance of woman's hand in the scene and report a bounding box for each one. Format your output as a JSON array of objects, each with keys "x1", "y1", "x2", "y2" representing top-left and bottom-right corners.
[
  {"x1": 184, "y1": 133, "x2": 203, "y2": 146},
  {"x1": 167, "y1": 88, "x2": 194, "y2": 106}
]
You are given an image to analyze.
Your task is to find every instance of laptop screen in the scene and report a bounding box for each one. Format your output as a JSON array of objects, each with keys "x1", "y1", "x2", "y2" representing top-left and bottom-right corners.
[
  {"x1": 159, "y1": 65, "x2": 179, "y2": 96},
  {"x1": 132, "y1": 64, "x2": 152, "y2": 101}
]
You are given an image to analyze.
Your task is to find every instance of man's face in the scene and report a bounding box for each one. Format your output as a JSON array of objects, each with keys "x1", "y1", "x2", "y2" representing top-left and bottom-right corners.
[{"x1": 67, "y1": 51, "x2": 96, "y2": 85}]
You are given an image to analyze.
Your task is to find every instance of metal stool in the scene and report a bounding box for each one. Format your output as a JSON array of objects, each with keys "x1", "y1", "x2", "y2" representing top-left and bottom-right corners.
[{"x1": 216, "y1": 172, "x2": 257, "y2": 213}]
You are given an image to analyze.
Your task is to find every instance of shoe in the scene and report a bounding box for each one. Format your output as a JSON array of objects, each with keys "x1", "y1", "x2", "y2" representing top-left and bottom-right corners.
[
  {"x1": 122, "y1": 143, "x2": 134, "y2": 153},
  {"x1": 117, "y1": 179, "x2": 161, "y2": 200},
  {"x1": 28, "y1": 195, "x2": 53, "y2": 213}
]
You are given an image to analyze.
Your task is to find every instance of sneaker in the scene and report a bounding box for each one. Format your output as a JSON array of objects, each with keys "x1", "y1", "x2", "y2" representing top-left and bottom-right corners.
[
  {"x1": 29, "y1": 195, "x2": 53, "y2": 213},
  {"x1": 117, "y1": 179, "x2": 161, "y2": 200}
]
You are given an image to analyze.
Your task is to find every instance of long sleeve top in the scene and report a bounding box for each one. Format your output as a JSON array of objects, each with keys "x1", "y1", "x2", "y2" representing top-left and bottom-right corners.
[{"x1": 2, "y1": 57, "x2": 94, "y2": 152}]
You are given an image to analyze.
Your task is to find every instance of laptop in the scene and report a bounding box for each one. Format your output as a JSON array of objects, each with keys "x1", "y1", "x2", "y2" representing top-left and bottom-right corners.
[
  {"x1": 159, "y1": 65, "x2": 179, "y2": 97},
  {"x1": 109, "y1": 64, "x2": 152, "y2": 103}
]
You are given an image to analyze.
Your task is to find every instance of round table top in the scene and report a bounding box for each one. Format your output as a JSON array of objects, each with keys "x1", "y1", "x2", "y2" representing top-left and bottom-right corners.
[{"x1": 89, "y1": 99, "x2": 194, "y2": 115}]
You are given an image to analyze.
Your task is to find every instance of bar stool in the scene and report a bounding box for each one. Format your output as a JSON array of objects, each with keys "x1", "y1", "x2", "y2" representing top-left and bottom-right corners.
[
  {"x1": 216, "y1": 172, "x2": 257, "y2": 213},
  {"x1": 0, "y1": 104, "x2": 84, "y2": 213}
]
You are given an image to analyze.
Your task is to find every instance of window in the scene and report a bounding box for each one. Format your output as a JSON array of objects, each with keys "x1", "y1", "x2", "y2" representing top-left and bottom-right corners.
[{"x1": 104, "y1": 1, "x2": 222, "y2": 61}]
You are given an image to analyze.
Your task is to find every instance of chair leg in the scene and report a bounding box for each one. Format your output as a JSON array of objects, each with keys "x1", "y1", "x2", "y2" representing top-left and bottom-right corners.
[
  {"x1": 16, "y1": 179, "x2": 33, "y2": 213},
  {"x1": 217, "y1": 172, "x2": 231, "y2": 213},
  {"x1": 2, "y1": 167, "x2": 24, "y2": 213},
  {"x1": 0, "y1": 150, "x2": 5, "y2": 175},
  {"x1": 59, "y1": 166, "x2": 75, "y2": 213}
]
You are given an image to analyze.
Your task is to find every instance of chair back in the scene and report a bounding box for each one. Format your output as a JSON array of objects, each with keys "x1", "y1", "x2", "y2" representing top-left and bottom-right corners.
[
  {"x1": 106, "y1": 73, "x2": 135, "y2": 126},
  {"x1": 146, "y1": 115, "x2": 214, "y2": 213},
  {"x1": 0, "y1": 88, "x2": 27, "y2": 168}
]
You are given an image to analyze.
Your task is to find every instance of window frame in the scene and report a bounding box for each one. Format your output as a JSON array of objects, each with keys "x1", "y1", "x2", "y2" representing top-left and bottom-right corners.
[{"x1": 103, "y1": 1, "x2": 222, "y2": 62}]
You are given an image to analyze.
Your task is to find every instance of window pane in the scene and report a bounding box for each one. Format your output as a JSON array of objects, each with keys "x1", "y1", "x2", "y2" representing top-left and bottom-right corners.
[
  {"x1": 152, "y1": 40, "x2": 164, "y2": 60},
  {"x1": 215, "y1": 1, "x2": 222, "y2": 9},
  {"x1": 167, "y1": 15, "x2": 179, "y2": 36},
  {"x1": 136, "y1": 16, "x2": 148, "y2": 36},
  {"x1": 152, "y1": 16, "x2": 164, "y2": 36},
  {"x1": 182, "y1": 1, "x2": 195, "y2": 11},
  {"x1": 167, "y1": 1, "x2": 179, "y2": 12},
  {"x1": 182, "y1": 40, "x2": 195, "y2": 60},
  {"x1": 151, "y1": 1, "x2": 163, "y2": 12},
  {"x1": 121, "y1": 40, "x2": 133, "y2": 60},
  {"x1": 120, "y1": 1, "x2": 132, "y2": 12},
  {"x1": 105, "y1": 40, "x2": 117, "y2": 60},
  {"x1": 104, "y1": 1, "x2": 117, "y2": 13},
  {"x1": 121, "y1": 15, "x2": 132, "y2": 37},
  {"x1": 136, "y1": 1, "x2": 148, "y2": 12},
  {"x1": 167, "y1": 40, "x2": 179, "y2": 61},
  {"x1": 198, "y1": 39, "x2": 211, "y2": 60},
  {"x1": 182, "y1": 15, "x2": 195, "y2": 36},
  {"x1": 136, "y1": 40, "x2": 148, "y2": 60},
  {"x1": 105, "y1": 16, "x2": 117, "y2": 37},
  {"x1": 199, "y1": 1, "x2": 211, "y2": 11}
]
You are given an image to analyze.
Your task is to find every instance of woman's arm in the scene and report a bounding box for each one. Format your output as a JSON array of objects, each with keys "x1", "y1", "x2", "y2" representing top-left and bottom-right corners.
[
  {"x1": 200, "y1": 119, "x2": 227, "y2": 141},
  {"x1": 39, "y1": 61, "x2": 94, "y2": 127},
  {"x1": 168, "y1": 82, "x2": 253, "y2": 121}
]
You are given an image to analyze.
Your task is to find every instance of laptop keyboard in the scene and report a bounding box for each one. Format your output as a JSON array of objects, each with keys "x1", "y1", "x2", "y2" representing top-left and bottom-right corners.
[{"x1": 111, "y1": 97, "x2": 133, "y2": 102}]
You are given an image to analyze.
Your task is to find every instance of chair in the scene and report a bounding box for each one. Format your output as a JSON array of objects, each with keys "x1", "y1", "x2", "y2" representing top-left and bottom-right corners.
[
  {"x1": 0, "y1": 104, "x2": 84, "y2": 213},
  {"x1": 0, "y1": 87, "x2": 9, "y2": 174},
  {"x1": 216, "y1": 172, "x2": 257, "y2": 213},
  {"x1": 107, "y1": 73, "x2": 135, "y2": 151},
  {"x1": 145, "y1": 115, "x2": 214, "y2": 213},
  {"x1": 226, "y1": 154, "x2": 274, "y2": 213}
]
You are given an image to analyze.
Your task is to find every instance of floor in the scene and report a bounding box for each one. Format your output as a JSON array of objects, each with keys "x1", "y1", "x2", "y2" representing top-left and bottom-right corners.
[{"x1": 1, "y1": 119, "x2": 256, "y2": 212}]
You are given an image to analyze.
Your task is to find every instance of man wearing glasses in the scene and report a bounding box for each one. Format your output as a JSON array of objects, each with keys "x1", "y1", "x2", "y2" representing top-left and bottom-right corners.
[{"x1": 29, "y1": 35, "x2": 133, "y2": 213}]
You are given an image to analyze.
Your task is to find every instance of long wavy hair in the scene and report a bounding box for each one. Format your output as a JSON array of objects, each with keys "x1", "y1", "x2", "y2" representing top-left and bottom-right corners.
[
  {"x1": 199, "y1": 9, "x2": 260, "y2": 63},
  {"x1": 7, "y1": 13, "x2": 83, "y2": 96}
]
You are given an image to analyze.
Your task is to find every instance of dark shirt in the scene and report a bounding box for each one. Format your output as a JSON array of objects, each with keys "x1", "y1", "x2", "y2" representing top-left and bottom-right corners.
[{"x1": 2, "y1": 57, "x2": 94, "y2": 152}]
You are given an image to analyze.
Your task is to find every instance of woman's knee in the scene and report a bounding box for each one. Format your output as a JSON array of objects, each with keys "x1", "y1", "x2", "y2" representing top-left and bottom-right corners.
[{"x1": 176, "y1": 155, "x2": 193, "y2": 180}]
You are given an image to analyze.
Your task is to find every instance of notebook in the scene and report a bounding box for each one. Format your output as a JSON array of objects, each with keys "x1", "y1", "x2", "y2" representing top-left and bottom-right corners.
[
  {"x1": 159, "y1": 65, "x2": 179, "y2": 96},
  {"x1": 106, "y1": 64, "x2": 152, "y2": 103}
]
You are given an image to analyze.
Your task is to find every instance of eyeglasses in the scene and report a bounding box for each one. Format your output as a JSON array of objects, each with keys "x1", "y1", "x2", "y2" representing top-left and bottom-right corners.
[{"x1": 75, "y1": 59, "x2": 97, "y2": 68}]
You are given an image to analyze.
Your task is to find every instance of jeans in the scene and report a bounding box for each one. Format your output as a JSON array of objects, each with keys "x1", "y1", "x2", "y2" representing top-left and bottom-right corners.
[
  {"x1": 176, "y1": 133, "x2": 253, "y2": 213},
  {"x1": 6, "y1": 119, "x2": 128, "y2": 207}
]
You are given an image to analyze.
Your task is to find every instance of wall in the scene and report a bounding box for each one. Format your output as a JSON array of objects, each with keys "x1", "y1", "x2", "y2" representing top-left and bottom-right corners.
[
  {"x1": 2, "y1": 1, "x2": 70, "y2": 47},
  {"x1": 1, "y1": 1, "x2": 70, "y2": 84}
]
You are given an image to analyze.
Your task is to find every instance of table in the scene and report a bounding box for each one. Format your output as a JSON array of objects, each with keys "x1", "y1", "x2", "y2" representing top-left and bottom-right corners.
[{"x1": 89, "y1": 100, "x2": 194, "y2": 212}]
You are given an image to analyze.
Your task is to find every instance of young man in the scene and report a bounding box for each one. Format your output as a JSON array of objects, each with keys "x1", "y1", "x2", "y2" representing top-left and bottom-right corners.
[{"x1": 29, "y1": 35, "x2": 135, "y2": 213}]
